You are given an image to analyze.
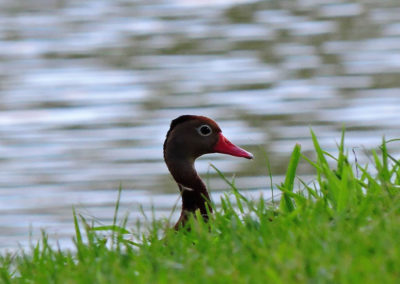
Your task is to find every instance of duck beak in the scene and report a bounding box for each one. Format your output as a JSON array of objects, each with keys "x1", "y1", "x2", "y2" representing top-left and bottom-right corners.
[{"x1": 213, "y1": 133, "x2": 254, "y2": 159}]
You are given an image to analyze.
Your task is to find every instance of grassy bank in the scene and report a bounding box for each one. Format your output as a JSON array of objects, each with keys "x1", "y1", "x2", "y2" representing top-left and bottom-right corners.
[{"x1": 1, "y1": 131, "x2": 400, "y2": 283}]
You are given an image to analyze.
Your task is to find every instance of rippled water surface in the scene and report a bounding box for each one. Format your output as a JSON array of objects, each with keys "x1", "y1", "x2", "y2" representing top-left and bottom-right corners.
[{"x1": 1, "y1": 0, "x2": 400, "y2": 250}]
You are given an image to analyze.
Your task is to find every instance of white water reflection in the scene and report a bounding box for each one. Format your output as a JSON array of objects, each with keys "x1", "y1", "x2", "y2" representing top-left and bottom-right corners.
[{"x1": 1, "y1": 0, "x2": 400, "y2": 251}]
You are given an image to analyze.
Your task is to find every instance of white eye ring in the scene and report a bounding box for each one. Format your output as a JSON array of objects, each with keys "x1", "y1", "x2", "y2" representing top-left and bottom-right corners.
[{"x1": 197, "y1": 124, "x2": 212, "y2": 136}]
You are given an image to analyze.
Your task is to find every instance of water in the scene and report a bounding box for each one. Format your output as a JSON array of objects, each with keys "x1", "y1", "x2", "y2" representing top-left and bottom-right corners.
[{"x1": 1, "y1": 0, "x2": 400, "y2": 251}]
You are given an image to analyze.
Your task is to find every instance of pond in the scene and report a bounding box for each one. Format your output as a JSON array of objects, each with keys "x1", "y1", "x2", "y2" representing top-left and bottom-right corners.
[{"x1": 1, "y1": 0, "x2": 400, "y2": 251}]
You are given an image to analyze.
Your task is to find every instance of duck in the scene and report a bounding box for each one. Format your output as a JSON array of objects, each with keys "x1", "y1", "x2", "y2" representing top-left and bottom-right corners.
[{"x1": 163, "y1": 115, "x2": 253, "y2": 229}]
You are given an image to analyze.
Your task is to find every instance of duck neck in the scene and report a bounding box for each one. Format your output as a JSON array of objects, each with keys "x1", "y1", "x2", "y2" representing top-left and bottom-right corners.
[{"x1": 165, "y1": 157, "x2": 213, "y2": 228}]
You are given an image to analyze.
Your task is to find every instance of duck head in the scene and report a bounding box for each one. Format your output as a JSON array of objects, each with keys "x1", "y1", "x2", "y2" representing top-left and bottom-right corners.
[{"x1": 164, "y1": 115, "x2": 253, "y2": 162}]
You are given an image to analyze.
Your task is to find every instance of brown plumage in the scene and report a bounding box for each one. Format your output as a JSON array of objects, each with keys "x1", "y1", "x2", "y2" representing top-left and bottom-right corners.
[{"x1": 163, "y1": 115, "x2": 253, "y2": 229}]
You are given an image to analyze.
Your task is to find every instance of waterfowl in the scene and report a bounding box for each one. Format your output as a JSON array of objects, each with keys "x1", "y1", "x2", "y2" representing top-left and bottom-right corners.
[{"x1": 163, "y1": 115, "x2": 253, "y2": 229}]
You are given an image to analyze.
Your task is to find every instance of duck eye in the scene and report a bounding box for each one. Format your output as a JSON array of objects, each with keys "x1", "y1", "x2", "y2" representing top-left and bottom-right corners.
[{"x1": 197, "y1": 125, "x2": 212, "y2": 136}]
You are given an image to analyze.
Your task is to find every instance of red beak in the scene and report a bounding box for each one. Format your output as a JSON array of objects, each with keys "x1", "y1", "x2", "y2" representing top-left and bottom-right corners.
[{"x1": 213, "y1": 133, "x2": 253, "y2": 159}]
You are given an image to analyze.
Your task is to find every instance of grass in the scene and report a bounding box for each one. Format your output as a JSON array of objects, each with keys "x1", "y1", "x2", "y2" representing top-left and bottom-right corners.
[{"x1": 1, "y1": 131, "x2": 400, "y2": 283}]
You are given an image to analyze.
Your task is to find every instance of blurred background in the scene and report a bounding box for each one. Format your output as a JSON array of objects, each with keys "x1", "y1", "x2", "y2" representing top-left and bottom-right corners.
[{"x1": 1, "y1": 0, "x2": 400, "y2": 250}]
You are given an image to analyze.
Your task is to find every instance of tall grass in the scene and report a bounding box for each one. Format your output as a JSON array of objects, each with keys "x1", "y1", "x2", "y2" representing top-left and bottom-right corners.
[{"x1": 1, "y1": 132, "x2": 400, "y2": 283}]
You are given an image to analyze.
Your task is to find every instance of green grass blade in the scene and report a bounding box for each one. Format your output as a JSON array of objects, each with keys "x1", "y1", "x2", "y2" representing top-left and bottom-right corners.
[
  {"x1": 310, "y1": 129, "x2": 329, "y2": 166},
  {"x1": 337, "y1": 126, "x2": 346, "y2": 176},
  {"x1": 113, "y1": 184, "x2": 123, "y2": 230},
  {"x1": 280, "y1": 143, "x2": 301, "y2": 213},
  {"x1": 72, "y1": 208, "x2": 82, "y2": 246}
]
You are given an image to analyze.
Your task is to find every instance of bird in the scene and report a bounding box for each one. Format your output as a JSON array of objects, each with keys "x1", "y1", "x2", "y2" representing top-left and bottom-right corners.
[{"x1": 163, "y1": 115, "x2": 253, "y2": 229}]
